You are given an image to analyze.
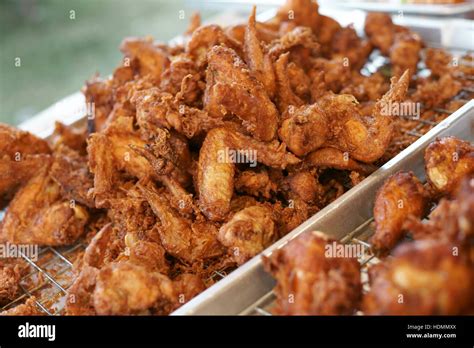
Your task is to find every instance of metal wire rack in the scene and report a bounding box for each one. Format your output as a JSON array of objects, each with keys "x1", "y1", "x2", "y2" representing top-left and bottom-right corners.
[
  {"x1": 240, "y1": 216, "x2": 378, "y2": 316},
  {"x1": 0, "y1": 45, "x2": 472, "y2": 316}
]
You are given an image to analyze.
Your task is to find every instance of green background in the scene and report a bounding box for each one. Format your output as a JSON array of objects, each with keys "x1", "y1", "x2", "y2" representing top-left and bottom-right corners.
[{"x1": 0, "y1": 0, "x2": 221, "y2": 125}]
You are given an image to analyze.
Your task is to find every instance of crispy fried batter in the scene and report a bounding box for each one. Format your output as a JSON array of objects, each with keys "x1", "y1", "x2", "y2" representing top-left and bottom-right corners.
[
  {"x1": 218, "y1": 205, "x2": 277, "y2": 265},
  {"x1": 1, "y1": 162, "x2": 89, "y2": 246},
  {"x1": 204, "y1": 46, "x2": 278, "y2": 141},
  {"x1": 371, "y1": 171, "x2": 429, "y2": 255},
  {"x1": 264, "y1": 231, "x2": 361, "y2": 315},
  {"x1": 363, "y1": 239, "x2": 474, "y2": 315},
  {"x1": 424, "y1": 136, "x2": 474, "y2": 195}
]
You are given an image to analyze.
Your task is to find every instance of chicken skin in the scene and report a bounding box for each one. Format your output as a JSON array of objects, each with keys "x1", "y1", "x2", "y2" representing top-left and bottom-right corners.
[
  {"x1": 424, "y1": 136, "x2": 474, "y2": 196},
  {"x1": 93, "y1": 262, "x2": 176, "y2": 315},
  {"x1": 278, "y1": 103, "x2": 328, "y2": 157},
  {"x1": 204, "y1": 45, "x2": 278, "y2": 141},
  {"x1": 139, "y1": 182, "x2": 224, "y2": 263},
  {"x1": 244, "y1": 6, "x2": 276, "y2": 99},
  {"x1": 0, "y1": 262, "x2": 22, "y2": 306},
  {"x1": 371, "y1": 171, "x2": 429, "y2": 255},
  {"x1": 0, "y1": 124, "x2": 51, "y2": 207},
  {"x1": 218, "y1": 205, "x2": 278, "y2": 265},
  {"x1": 363, "y1": 239, "x2": 474, "y2": 315},
  {"x1": 404, "y1": 174, "x2": 474, "y2": 245},
  {"x1": 0, "y1": 123, "x2": 51, "y2": 158},
  {"x1": 263, "y1": 231, "x2": 361, "y2": 315},
  {"x1": 0, "y1": 161, "x2": 89, "y2": 246},
  {"x1": 197, "y1": 127, "x2": 299, "y2": 221}
]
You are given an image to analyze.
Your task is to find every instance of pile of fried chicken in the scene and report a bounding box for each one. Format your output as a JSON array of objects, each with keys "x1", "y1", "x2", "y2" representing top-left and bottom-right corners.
[
  {"x1": 265, "y1": 136, "x2": 474, "y2": 315},
  {"x1": 0, "y1": 0, "x2": 472, "y2": 315}
]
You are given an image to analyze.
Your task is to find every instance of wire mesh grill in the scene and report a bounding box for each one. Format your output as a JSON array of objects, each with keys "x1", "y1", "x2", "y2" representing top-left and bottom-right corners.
[
  {"x1": 241, "y1": 216, "x2": 379, "y2": 316},
  {"x1": 0, "y1": 44, "x2": 472, "y2": 315}
]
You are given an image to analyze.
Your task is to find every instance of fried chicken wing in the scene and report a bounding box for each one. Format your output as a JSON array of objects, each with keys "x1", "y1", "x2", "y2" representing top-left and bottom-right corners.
[
  {"x1": 319, "y1": 70, "x2": 410, "y2": 163},
  {"x1": 424, "y1": 136, "x2": 474, "y2": 195},
  {"x1": 93, "y1": 262, "x2": 175, "y2": 315},
  {"x1": 305, "y1": 147, "x2": 376, "y2": 174},
  {"x1": 0, "y1": 123, "x2": 51, "y2": 158},
  {"x1": 139, "y1": 182, "x2": 224, "y2": 263},
  {"x1": 364, "y1": 13, "x2": 395, "y2": 55},
  {"x1": 0, "y1": 154, "x2": 51, "y2": 208},
  {"x1": 278, "y1": 103, "x2": 328, "y2": 156},
  {"x1": 65, "y1": 265, "x2": 99, "y2": 315},
  {"x1": 331, "y1": 25, "x2": 372, "y2": 70},
  {"x1": 275, "y1": 0, "x2": 321, "y2": 34},
  {"x1": 371, "y1": 171, "x2": 429, "y2": 255},
  {"x1": 274, "y1": 52, "x2": 305, "y2": 113},
  {"x1": 363, "y1": 239, "x2": 474, "y2": 315},
  {"x1": 218, "y1": 205, "x2": 277, "y2": 265},
  {"x1": 186, "y1": 24, "x2": 242, "y2": 67},
  {"x1": 120, "y1": 37, "x2": 170, "y2": 81},
  {"x1": 235, "y1": 169, "x2": 277, "y2": 199},
  {"x1": 263, "y1": 231, "x2": 361, "y2": 315},
  {"x1": 0, "y1": 162, "x2": 89, "y2": 246},
  {"x1": 197, "y1": 127, "x2": 300, "y2": 221},
  {"x1": 425, "y1": 48, "x2": 452, "y2": 77},
  {"x1": 244, "y1": 6, "x2": 276, "y2": 99},
  {"x1": 390, "y1": 32, "x2": 422, "y2": 79},
  {"x1": 51, "y1": 144, "x2": 95, "y2": 208},
  {"x1": 204, "y1": 45, "x2": 278, "y2": 141}
]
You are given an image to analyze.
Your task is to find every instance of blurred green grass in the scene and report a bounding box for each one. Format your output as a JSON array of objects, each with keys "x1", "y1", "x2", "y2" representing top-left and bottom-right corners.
[{"x1": 0, "y1": 0, "x2": 218, "y2": 125}]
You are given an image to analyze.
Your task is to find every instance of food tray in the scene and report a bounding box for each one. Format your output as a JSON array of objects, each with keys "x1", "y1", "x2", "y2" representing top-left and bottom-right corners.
[{"x1": 173, "y1": 99, "x2": 474, "y2": 315}]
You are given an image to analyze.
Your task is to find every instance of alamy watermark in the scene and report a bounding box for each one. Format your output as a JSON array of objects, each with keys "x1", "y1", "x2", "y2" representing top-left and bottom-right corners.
[
  {"x1": 217, "y1": 147, "x2": 257, "y2": 167},
  {"x1": 324, "y1": 241, "x2": 366, "y2": 258},
  {"x1": 0, "y1": 242, "x2": 39, "y2": 261},
  {"x1": 381, "y1": 101, "x2": 421, "y2": 119}
]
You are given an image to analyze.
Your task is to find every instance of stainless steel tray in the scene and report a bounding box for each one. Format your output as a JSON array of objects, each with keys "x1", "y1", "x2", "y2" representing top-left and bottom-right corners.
[{"x1": 172, "y1": 100, "x2": 474, "y2": 315}]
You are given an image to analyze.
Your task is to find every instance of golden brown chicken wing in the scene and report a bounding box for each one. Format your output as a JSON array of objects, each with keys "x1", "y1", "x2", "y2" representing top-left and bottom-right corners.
[
  {"x1": 390, "y1": 32, "x2": 422, "y2": 79},
  {"x1": 218, "y1": 205, "x2": 277, "y2": 265},
  {"x1": 120, "y1": 37, "x2": 170, "y2": 81},
  {"x1": 204, "y1": 45, "x2": 279, "y2": 141},
  {"x1": 363, "y1": 239, "x2": 474, "y2": 315},
  {"x1": 92, "y1": 262, "x2": 176, "y2": 315},
  {"x1": 65, "y1": 265, "x2": 99, "y2": 316},
  {"x1": 0, "y1": 154, "x2": 51, "y2": 208},
  {"x1": 197, "y1": 127, "x2": 299, "y2": 221},
  {"x1": 0, "y1": 123, "x2": 51, "y2": 158},
  {"x1": 244, "y1": 6, "x2": 276, "y2": 99},
  {"x1": 370, "y1": 171, "x2": 429, "y2": 255},
  {"x1": 278, "y1": 103, "x2": 328, "y2": 156},
  {"x1": 50, "y1": 144, "x2": 95, "y2": 208},
  {"x1": 263, "y1": 231, "x2": 361, "y2": 315},
  {"x1": 139, "y1": 182, "x2": 224, "y2": 263},
  {"x1": 0, "y1": 162, "x2": 89, "y2": 246},
  {"x1": 424, "y1": 136, "x2": 474, "y2": 196}
]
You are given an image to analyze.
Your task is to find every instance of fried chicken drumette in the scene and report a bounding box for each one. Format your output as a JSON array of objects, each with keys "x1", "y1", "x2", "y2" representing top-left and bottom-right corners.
[
  {"x1": 371, "y1": 171, "x2": 429, "y2": 255},
  {"x1": 263, "y1": 231, "x2": 361, "y2": 315}
]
